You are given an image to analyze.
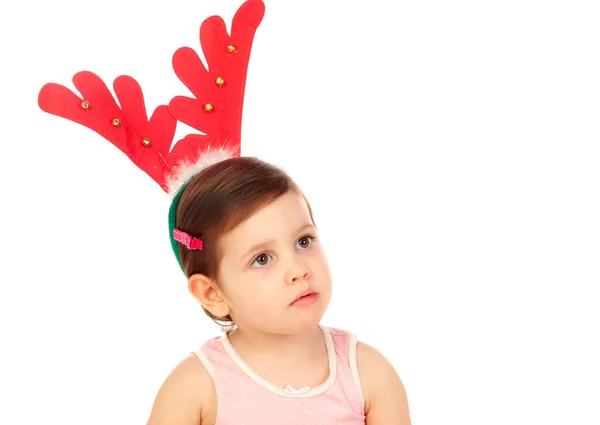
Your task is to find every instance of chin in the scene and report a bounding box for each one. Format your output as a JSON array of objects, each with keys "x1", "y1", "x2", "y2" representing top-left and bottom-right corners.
[{"x1": 291, "y1": 300, "x2": 329, "y2": 330}]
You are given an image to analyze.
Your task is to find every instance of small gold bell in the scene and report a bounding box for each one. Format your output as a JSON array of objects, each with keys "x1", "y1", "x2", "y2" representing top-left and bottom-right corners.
[
  {"x1": 216, "y1": 77, "x2": 225, "y2": 87},
  {"x1": 142, "y1": 137, "x2": 151, "y2": 147},
  {"x1": 227, "y1": 44, "x2": 236, "y2": 53},
  {"x1": 203, "y1": 103, "x2": 214, "y2": 112},
  {"x1": 81, "y1": 100, "x2": 91, "y2": 109},
  {"x1": 112, "y1": 118, "x2": 121, "y2": 127}
]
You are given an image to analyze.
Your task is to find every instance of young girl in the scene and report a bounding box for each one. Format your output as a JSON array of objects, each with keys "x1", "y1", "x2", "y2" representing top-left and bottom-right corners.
[
  {"x1": 147, "y1": 156, "x2": 412, "y2": 424},
  {"x1": 37, "y1": 0, "x2": 412, "y2": 423}
]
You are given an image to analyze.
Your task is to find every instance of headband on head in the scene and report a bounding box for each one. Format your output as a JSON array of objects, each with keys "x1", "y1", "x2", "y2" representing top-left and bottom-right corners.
[{"x1": 38, "y1": 0, "x2": 265, "y2": 274}]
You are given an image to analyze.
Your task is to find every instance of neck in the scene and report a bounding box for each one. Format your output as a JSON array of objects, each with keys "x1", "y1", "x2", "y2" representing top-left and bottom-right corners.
[{"x1": 227, "y1": 324, "x2": 326, "y2": 361}]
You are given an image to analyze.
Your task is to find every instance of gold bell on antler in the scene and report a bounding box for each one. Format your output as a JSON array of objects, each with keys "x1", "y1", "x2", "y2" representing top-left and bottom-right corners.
[
  {"x1": 81, "y1": 100, "x2": 91, "y2": 110},
  {"x1": 227, "y1": 44, "x2": 236, "y2": 53},
  {"x1": 112, "y1": 118, "x2": 121, "y2": 127},
  {"x1": 142, "y1": 137, "x2": 151, "y2": 147},
  {"x1": 216, "y1": 77, "x2": 225, "y2": 87},
  {"x1": 203, "y1": 103, "x2": 214, "y2": 112}
]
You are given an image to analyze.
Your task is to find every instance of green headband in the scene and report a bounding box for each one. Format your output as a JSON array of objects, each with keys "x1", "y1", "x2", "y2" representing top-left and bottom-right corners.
[{"x1": 168, "y1": 180, "x2": 190, "y2": 274}]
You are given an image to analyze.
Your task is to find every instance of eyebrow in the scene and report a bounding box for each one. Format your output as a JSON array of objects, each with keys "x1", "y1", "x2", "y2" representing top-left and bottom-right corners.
[{"x1": 240, "y1": 223, "x2": 316, "y2": 262}]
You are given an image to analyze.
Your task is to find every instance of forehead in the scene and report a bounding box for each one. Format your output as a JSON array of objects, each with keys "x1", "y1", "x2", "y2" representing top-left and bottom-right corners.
[{"x1": 221, "y1": 191, "x2": 312, "y2": 248}]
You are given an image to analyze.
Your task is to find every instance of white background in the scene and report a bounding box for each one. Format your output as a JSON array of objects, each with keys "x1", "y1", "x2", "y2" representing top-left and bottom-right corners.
[{"x1": 1, "y1": 0, "x2": 599, "y2": 424}]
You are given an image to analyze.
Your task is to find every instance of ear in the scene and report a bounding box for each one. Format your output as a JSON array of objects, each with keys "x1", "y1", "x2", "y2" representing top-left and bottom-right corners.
[{"x1": 188, "y1": 273, "x2": 231, "y2": 318}]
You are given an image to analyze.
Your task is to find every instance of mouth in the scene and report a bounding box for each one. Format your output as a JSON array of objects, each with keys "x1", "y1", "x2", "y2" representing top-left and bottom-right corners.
[{"x1": 290, "y1": 289, "x2": 320, "y2": 306}]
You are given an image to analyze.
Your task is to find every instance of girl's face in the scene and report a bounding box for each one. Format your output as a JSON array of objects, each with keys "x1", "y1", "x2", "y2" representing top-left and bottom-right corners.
[{"x1": 217, "y1": 191, "x2": 332, "y2": 335}]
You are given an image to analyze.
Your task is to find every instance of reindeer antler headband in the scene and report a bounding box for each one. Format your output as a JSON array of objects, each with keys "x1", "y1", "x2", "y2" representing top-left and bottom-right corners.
[{"x1": 37, "y1": 0, "x2": 265, "y2": 273}]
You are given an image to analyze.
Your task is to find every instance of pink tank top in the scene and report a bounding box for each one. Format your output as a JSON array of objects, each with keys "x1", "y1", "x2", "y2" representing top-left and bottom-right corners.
[{"x1": 193, "y1": 326, "x2": 366, "y2": 424}]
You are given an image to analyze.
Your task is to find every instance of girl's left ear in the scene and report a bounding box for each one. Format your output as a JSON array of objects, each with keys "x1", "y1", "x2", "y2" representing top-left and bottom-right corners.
[{"x1": 187, "y1": 273, "x2": 231, "y2": 318}]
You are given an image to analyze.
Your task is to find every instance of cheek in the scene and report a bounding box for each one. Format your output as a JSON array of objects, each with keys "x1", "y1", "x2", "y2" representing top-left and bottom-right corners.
[
  {"x1": 224, "y1": 272, "x2": 283, "y2": 309},
  {"x1": 227, "y1": 280, "x2": 286, "y2": 325},
  {"x1": 312, "y1": 247, "x2": 331, "y2": 274}
]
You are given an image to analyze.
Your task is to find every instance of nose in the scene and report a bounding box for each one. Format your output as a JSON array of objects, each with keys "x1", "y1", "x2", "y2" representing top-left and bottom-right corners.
[{"x1": 285, "y1": 258, "x2": 310, "y2": 285}]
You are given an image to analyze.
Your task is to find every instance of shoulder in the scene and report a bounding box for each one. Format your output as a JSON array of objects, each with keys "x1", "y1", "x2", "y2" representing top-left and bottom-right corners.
[
  {"x1": 146, "y1": 353, "x2": 217, "y2": 425},
  {"x1": 356, "y1": 341, "x2": 412, "y2": 424}
]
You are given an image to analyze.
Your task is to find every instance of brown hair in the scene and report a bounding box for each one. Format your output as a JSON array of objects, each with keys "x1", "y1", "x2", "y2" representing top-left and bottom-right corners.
[{"x1": 175, "y1": 156, "x2": 315, "y2": 326}]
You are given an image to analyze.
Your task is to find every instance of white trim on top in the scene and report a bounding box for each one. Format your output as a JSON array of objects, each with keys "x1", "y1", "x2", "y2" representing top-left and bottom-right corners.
[
  {"x1": 192, "y1": 349, "x2": 216, "y2": 383},
  {"x1": 219, "y1": 325, "x2": 337, "y2": 398},
  {"x1": 348, "y1": 333, "x2": 366, "y2": 410}
]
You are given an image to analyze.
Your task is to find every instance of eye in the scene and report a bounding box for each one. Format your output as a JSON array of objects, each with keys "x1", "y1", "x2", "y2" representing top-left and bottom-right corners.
[
  {"x1": 296, "y1": 235, "x2": 315, "y2": 250},
  {"x1": 251, "y1": 253, "x2": 272, "y2": 268}
]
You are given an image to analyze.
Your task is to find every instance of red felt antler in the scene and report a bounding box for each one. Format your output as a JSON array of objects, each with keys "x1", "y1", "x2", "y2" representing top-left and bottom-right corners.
[
  {"x1": 37, "y1": 0, "x2": 265, "y2": 193},
  {"x1": 169, "y1": 0, "x2": 264, "y2": 155},
  {"x1": 38, "y1": 72, "x2": 178, "y2": 191}
]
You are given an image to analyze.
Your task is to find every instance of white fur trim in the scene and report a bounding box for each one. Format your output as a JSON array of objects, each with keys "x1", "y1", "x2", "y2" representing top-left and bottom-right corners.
[{"x1": 165, "y1": 148, "x2": 235, "y2": 197}]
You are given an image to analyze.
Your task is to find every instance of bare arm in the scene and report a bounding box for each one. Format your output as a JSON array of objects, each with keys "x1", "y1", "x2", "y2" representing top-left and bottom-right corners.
[
  {"x1": 357, "y1": 342, "x2": 412, "y2": 425},
  {"x1": 146, "y1": 354, "x2": 216, "y2": 425}
]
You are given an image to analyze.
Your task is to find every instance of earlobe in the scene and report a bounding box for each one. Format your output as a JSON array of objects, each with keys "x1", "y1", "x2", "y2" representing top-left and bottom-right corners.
[{"x1": 188, "y1": 274, "x2": 231, "y2": 318}]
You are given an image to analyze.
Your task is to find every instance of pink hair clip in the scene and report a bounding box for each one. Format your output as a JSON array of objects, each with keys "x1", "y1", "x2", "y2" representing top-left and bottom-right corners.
[{"x1": 173, "y1": 229, "x2": 203, "y2": 250}]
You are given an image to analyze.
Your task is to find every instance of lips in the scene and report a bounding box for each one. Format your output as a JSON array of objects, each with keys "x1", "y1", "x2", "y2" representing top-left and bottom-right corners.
[{"x1": 290, "y1": 288, "x2": 318, "y2": 305}]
